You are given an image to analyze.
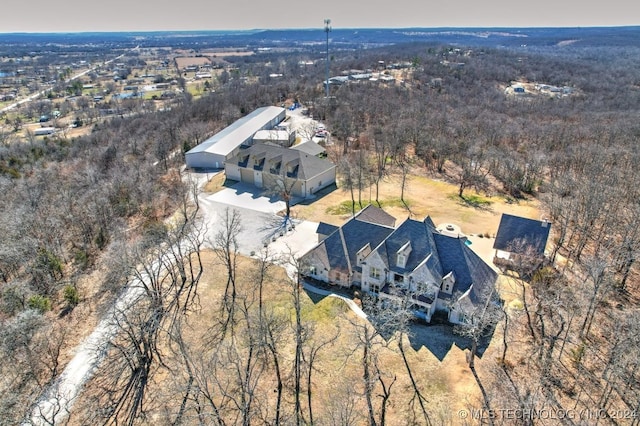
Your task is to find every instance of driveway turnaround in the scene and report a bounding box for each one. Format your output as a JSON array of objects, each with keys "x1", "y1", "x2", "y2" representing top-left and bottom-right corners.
[{"x1": 207, "y1": 182, "x2": 286, "y2": 214}]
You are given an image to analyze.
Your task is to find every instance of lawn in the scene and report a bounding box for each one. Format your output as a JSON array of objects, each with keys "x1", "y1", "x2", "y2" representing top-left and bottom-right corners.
[{"x1": 293, "y1": 172, "x2": 541, "y2": 239}]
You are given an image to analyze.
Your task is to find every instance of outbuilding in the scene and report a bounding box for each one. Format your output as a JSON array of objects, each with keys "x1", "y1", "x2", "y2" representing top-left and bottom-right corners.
[
  {"x1": 185, "y1": 106, "x2": 286, "y2": 169},
  {"x1": 224, "y1": 143, "x2": 336, "y2": 198},
  {"x1": 253, "y1": 129, "x2": 295, "y2": 147}
]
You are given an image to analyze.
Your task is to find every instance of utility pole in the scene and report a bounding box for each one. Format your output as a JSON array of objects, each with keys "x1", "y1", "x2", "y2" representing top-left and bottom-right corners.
[{"x1": 324, "y1": 18, "x2": 331, "y2": 98}]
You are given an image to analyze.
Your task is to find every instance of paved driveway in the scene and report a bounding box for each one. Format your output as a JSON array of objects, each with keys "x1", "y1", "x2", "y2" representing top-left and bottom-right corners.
[
  {"x1": 206, "y1": 182, "x2": 286, "y2": 214},
  {"x1": 192, "y1": 174, "x2": 319, "y2": 265}
]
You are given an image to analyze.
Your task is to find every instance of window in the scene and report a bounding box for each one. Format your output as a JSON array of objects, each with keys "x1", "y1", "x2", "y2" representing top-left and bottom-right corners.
[
  {"x1": 397, "y1": 253, "x2": 406, "y2": 268},
  {"x1": 369, "y1": 267, "x2": 380, "y2": 280},
  {"x1": 371, "y1": 284, "x2": 380, "y2": 294},
  {"x1": 309, "y1": 266, "x2": 317, "y2": 275}
]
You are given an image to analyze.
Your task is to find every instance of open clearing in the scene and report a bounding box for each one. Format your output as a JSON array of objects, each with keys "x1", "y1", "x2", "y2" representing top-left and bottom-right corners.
[{"x1": 292, "y1": 171, "x2": 540, "y2": 240}]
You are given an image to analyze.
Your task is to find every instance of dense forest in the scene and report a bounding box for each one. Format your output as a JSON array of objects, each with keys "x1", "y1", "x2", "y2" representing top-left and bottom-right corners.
[{"x1": 1, "y1": 37, "x2": 640, "y2": 424}]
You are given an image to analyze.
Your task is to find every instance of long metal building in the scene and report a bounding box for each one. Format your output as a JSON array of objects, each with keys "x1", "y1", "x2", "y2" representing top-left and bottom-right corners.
[{"x1": 185, "y1": 106, "x2": 286, "y2": 169}]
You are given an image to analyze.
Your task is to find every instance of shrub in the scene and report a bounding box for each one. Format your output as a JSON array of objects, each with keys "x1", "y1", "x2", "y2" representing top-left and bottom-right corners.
[
  {"x1": 570, "y1": 343, "x2": 586, "y2": 366},
  {"x1": 74, "y1": 248, "x2": 90, "y2": 270},
  {"x1": 27, "y1": 294, "x2": 52, "y2": 313},
  {"x1": 63, "y1": 285, "x2": 80, "y2": 307}
]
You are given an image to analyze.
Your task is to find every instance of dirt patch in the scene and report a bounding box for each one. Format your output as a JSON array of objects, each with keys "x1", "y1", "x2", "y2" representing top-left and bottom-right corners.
[{"x1": 202, "y1": 172, "x2": 229, "y2": 193}]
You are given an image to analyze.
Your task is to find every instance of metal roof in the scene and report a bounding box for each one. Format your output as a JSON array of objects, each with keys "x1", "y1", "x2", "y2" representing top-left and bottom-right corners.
[{"x1": 186, "y1": 106, "x2": 285, "y2": 157}]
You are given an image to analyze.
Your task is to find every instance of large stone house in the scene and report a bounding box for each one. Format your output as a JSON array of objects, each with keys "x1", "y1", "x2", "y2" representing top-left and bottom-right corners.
[{"x1": 300, "y1": 206, "x2": 498, "y2": 324}]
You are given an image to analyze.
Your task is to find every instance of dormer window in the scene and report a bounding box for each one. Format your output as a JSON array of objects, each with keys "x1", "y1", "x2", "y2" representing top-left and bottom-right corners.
[
  {"x1": 356, "y1": 243, "x2": 372, "y2": 266},
  {"x1": 270, "y1": 161, "x2": 282, "y2": 175},
  {"x1": 396, "y1": 241, "x2": 411, "y2": 268},
  {"x1": 253, "y1": 156, "x2": 265, "y2": 170},
  {"x1": 441, "y1": 271, "x2": 456, "y2": 294}
]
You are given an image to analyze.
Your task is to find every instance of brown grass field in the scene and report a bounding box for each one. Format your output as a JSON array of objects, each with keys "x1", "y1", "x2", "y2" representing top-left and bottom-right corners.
[
  {"x1": 139, "y1": 251, "x2": 483, "y2": 425},
  {"x1": 175, "y1": 56, "x2": 212, "y2": 70}
]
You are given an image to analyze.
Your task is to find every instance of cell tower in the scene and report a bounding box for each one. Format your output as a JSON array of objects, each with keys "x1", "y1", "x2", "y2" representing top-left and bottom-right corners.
[{"x1": 324, "y1": 18, "x2": 331, "y2": 98}]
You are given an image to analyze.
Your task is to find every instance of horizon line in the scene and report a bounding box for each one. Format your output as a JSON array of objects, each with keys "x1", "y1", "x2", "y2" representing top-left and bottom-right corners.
[{"x1": 1, "y1": 24, "x2": 639, "y2": 35}]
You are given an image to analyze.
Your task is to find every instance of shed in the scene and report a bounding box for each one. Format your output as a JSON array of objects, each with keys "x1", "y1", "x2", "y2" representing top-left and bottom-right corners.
[{"x1": 493, "y1": 214, "x2": 551, "y2": 260}]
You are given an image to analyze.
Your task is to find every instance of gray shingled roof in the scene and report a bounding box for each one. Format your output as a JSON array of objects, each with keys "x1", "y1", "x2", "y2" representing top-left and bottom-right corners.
[
  {"x1": 305, "y1": 207, "x2": 395, "y2": 274},
  {"x1": 290, "y1": 140, "x2": 326, "y2": 156},
  {"x1": 316, "y1": 222, "x2": 339, "y2": 236},
  {"x1": 322, "y1": 231, "x2": 349, "y2": 273},
  {"x1": 355, "y1": 204, "x2": 396, "y2": 227},
  {"x1": 433, "y1": 234, "x2": 497, "y2": 301},
  {"x1": 340, "y1": 218, "x2": 395, "y2": 273},
  {"x1": 228, "y1": 143, "x2": 335, "y2": 180},
  {"x1": 368, "y1": 216, "x2": 498, "y2": 303},
  {"x1": 493, "y1": 213, "x2": 551, "y2": 255},
  {"x1": 374, "y1": 218, "x2": 441, "y2": 274}
]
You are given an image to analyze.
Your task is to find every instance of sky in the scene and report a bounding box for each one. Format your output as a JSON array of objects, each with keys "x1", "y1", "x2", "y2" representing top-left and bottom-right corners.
[{"x1": 2, "y1": 0, "x2": 638, "y2": 33}]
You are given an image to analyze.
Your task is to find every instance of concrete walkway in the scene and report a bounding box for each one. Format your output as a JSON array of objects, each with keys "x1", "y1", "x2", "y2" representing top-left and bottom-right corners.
[{"x1": 302, "y1": 281, "x2": 367, "y2": 319}]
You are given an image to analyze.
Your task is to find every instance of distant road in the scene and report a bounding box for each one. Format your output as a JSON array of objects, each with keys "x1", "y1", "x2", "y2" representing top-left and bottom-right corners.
[{"x1": 1, "y1": 50, "x2": 133, "y2": 114}]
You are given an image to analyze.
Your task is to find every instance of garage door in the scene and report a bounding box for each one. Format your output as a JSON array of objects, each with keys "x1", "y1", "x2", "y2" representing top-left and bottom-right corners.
[
  {"x1": 291, "y1": 181, "x2": 304, "y2": 197},
  {"x1": 240, "y1": 169, "x2": 254, "y2": 185}
]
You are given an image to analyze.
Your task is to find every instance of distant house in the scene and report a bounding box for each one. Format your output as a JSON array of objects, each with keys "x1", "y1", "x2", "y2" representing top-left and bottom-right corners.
[
  {"x1": 300, "y1": 207, "x2": 498, "y2": 324},
  {"x1": 185, "y1": 106, "x2": 286, "y2": 170},
  {"x1": 379, "y1": 75, "x2": 396, "y2": 84},
  {"x1": 326, "y1": 76, "x2": 349, "y2": 86},
  {"x1": 493, "y1": 214, "x2": 551, "y2": 268},
  {"x1": 34, "y1": 127, "x2": 56, "y2": 136},
  {"x1": 224, "y1": 143, "x2": 336, "y2": 198}
]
